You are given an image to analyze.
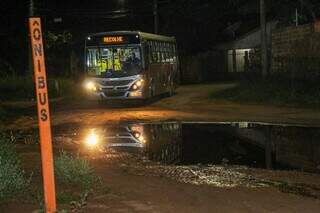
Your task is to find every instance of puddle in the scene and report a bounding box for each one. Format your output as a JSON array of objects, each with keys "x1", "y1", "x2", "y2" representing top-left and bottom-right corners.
[{"x1": 40, "y1": 121, "x2": 320, "y2": 173}]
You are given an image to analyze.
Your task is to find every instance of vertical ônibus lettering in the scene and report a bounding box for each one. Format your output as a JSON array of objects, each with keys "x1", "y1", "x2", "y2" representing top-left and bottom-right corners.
[{"x1": 29, "y1": 17, "x2": 56, "y2": 213}]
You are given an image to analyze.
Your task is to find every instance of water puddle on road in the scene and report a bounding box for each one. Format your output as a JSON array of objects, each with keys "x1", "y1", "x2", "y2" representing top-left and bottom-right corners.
[
  {"x1": 12, "y1": 121, "x2": 320, "y2": 194},
  {"x1": 49, "y1": 122, "x2": 320, "y2": 173}
]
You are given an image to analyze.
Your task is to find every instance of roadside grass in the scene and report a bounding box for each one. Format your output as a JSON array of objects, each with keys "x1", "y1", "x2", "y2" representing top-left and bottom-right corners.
[
  {"x1": 0, "y1": 76, "x2": 84, "y2": 101},
  {"x1": 28, "y1": 151, "x2": 101, "y2": 212},
  {"x1": 0, "y1": 135, "x2": 29, "y2": 202},
  {"x1": 0, "y1": 132, "x2": 101, "y2": 211},
  {"x1": 209, "y1": 76, "x2": 320, "y2": 107},
  {"x1": 0, "y1": 76, "x2": 85, "y2": 126},
  {"x1": 0, "y1": 104, "x2": 35, "y2": 123},
  {"x1": 0, "y1": 105, "x2": 7, "y2": 121},
  {"x1": 54, "y1": 151, "x2": 100, "y2": 190},
  {"x1": 53, "y1": 151, "x2": 101, "y2": 211},
  {"x1": 0, "y1": 76, "x2": 35, "y2": 101}
]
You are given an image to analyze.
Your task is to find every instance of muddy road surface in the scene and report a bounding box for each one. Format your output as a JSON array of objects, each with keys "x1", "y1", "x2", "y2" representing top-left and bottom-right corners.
[
  {"x1": 5, "y1": 83, "x2": 320, "y2": 130},
  {"x1": 1, "y1": 83, "x2": 320, "y2": 212}
]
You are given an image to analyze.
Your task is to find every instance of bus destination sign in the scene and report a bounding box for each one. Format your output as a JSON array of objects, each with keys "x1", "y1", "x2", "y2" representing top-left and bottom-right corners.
[
  {"x1": 103, "y1": 36, "x2": 124, "y2": 44},
  {"x1": 86, "y1": 34, "x2": 140, "y2": 45}
]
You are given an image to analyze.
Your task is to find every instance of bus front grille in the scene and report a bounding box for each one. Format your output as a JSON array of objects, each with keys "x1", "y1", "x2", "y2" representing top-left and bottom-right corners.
[
  {"x1": 104, "y1": 91, "x2": 126, "y2": 97},
  {"x1": 101, "y1": 80, "x2": 132, "y2": 86}
]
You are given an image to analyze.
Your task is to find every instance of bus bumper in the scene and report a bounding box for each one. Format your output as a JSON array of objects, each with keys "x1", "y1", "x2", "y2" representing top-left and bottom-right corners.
[{"x1": 86, "y1": 90, "x2": 147, "y2": 100}]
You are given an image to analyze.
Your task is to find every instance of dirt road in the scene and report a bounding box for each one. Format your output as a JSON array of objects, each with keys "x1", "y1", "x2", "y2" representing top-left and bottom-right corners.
[
  {"x1": 2, "y1": 83, "x2": 320, "y2": 212},
  {"x1": 3, "y1": 143, "x2": 320, "y2": 213},
  {"x1": 6, "y1": 83, "x2": 320, "y2": 129}
]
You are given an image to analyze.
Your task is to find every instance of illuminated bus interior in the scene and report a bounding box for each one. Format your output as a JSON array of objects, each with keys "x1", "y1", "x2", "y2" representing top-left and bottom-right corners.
[{"x1": 86, "y1": 46, "x2": 142, "y2": 77}]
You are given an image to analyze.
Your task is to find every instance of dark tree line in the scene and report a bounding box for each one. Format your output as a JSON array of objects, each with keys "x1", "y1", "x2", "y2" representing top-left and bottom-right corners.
[{"x1": 0, "y1": 0, "x2": 319, "y2": 75}]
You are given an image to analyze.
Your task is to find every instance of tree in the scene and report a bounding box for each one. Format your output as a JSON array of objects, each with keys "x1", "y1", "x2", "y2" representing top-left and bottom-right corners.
[
  {"x1": 44, "y1": 31, "x2": 73, "y2": 77},
  {"x1": 298, "y1": 0, "x2": 316, "y2": 21}
]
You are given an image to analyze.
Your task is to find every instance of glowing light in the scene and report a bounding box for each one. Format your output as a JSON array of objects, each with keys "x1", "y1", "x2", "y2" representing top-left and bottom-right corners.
[
  {"x1": 103, "y1": 36, "x2": 124, "y2": 44},
  {"x1": 136, "y1": 80, "x2": 142, "y2": 87},
  {"x1": 129, "y1": 91, "x2": 142, "y2": 97},
  {"x1": 132, "y1": 84, "x2": 138, "y2": 90},
  {"x1": 134, "y1": 132, "x2": 141, "y2": 138},
  {"x1": 131, "y1": 79, "x2": 144, "y2": 91},
  {"x1": 138, "y1": 136, "x2": 146, "y2": 143},
  {"x1": 87, "y1": 36, "x2": 91, "y2": 40},
  {"x1": 85, "y1": 130, "x2": 99, "y2": 147},
  {"x1": 85, "y1": 81, "x2": 96, "y2": 91}
]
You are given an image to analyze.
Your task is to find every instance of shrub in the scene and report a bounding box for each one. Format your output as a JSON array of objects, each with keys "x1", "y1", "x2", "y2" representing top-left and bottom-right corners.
[
  {"x1": 0, "y1": 106, "x2": 6, "y2": 120},
  {"x1": 210, "y1": 74, "x2": 320, "y2": 107},
  {"x1": 0, "y1": 135, "x2": 28, "y2": 201},
  {"x1": 0, "y1": 76, "x2": 83, "y2": 101},
  {"x1": 54, "y1": 152, "x2": 97, "y2": 189},
  {"x1": 0, "y1": 76, "x2": 35, "y2": 101},
  {"x1": 54, "y1": 78, "x2": 84, "y2": 99}
]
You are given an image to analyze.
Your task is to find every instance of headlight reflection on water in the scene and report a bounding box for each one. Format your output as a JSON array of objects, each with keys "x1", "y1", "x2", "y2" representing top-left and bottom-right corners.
[
  {"x1": 130, "y1": 125, "x2": 147, "y2": 144},
  {"x1": 85, "y1": 129, "x2": 99, "y2": 148}
]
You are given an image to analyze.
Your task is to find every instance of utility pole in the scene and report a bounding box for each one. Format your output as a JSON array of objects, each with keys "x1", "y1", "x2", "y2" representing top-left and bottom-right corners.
[
  {"x1": 153, "y1": 0, "x2": 159, "y2": 34},
  {"x1": 260, "y1": 0, "x2": 268, "y2": 78},
  {"x1": 295, "y1": 8, "x2": 299, "y2": 26},
  {"x1": 28, "y1": 0, "x2": 34, "y2": 75},
  {"x1": 29, "y1": 0, "x2": 34, "y2": 16}
]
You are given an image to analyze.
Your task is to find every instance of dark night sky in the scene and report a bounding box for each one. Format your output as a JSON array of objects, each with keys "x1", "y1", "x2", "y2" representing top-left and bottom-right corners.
[{"x1": 0, "y1": 0, "x2": 319, "y2": 73}]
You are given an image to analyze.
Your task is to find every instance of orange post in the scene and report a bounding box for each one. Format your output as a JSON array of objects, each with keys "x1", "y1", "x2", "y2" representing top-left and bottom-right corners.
[{"x1": 29, "y1": 17, "x2": 57, "y2": 213}]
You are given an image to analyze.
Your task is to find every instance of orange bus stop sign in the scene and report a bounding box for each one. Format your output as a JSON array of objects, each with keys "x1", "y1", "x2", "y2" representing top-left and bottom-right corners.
[{"x1": 29, "y1": 17, "x2": 57, "y2": 213}]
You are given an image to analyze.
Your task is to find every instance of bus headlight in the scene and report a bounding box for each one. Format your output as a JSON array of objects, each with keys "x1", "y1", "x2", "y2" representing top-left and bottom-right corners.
[
  {"x1": 130, "y1": 79, "x2": 144, "y2": 91},
  {"x1": 84, "y1": 81, "x2": 97, "y2": 91}
]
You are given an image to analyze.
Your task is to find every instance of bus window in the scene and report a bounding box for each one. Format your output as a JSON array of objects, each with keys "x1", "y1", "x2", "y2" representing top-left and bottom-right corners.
[
  {"x1": 143, "y1": 44, "x2": 150, "y2": 67},
  {"x1": 165, "y1": 52, "x2": 169, "y2": 62},
  {"x1": 147, "y1": 42, "x2": 153, "y2": 63},
  {"x1": 150, "y1": 42, "x2": 155, "y2": 63},
  {"x1": 86, "y1": 48, "x2": 101, "y2": 75},
  {"x1": 161, "y1": 42, "x2": 165, "y2": 62},
  {"x1": 86, "y1": 46, "x2": 142, "y2": 77},
  {"x1": 168, "y1": 44, "x2": 173, "y2": 62},
  {"x1": 165, "y1": 43, "x2": 170, "y2": 62},
  {"x1": 157, "y1": 52, "x2": 161, "y2": 63}
]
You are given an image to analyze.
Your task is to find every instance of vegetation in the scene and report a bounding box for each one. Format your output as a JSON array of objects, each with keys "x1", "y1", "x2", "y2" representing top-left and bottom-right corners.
[
  {"x1": 0, "y1": 135, "x2": 28, "y2": 202},
  {"x1": 0, "y1": 76, "x2": 35, "y2": 101},
  {"x1": 0, "y1": 106, "x2": 7, "y2": 121},
  {"x1": 0, "y1": 75, "x2": 84, "y2": 101},
  {"x1": 54, "y1": 151, "x2": 99, "y2": 189},
  {"x1": 0, "y1": 132, "x2": 100, "y2": 212},
  {"x1": 210, "y1": 75, "x2": 320, "y2": 107}
]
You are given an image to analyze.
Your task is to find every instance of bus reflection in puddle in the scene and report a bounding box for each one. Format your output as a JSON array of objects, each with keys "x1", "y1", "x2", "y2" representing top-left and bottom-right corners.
[
  {"x1": 79, "y1": 122, "x2": 320, "y2": 173},
  {"x1": 83, "y1": 124, "x2": 147, "y2": 153}
]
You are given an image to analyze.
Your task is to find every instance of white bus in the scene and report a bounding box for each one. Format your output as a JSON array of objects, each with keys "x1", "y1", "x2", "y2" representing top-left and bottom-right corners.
[{"x1": 84, "y1": 31, "x2": 179, "y2": 100}]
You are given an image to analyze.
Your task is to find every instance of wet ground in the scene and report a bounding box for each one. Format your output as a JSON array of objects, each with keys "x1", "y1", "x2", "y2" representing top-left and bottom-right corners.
[
  {"x1": 3, "y1": 84, "x2": 320, "y2": 131},
  {"x1": 2, "y1": 84, "x2": 320, "y2": 212},
  {"x1": 34, "y1": 121, "x2": 320, "y2": 174},
  {"x1": 4, "y1": 121, "x2": 320, "y2": 212}
]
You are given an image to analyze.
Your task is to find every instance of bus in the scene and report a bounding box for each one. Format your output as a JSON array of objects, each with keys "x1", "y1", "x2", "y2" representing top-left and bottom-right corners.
[{"x1": 83, "y1": 31, "x2": 179, "y2": 100}]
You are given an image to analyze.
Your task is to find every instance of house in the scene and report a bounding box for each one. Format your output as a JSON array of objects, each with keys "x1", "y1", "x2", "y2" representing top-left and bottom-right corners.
[{"x1": 215, "y1": 21, "x2": 279, "y2": 73}]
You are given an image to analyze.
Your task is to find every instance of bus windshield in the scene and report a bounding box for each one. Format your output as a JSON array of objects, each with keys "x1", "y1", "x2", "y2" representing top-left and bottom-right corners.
[{"x1": 86, "y1": 46, "x2": 142, "y2": 78}]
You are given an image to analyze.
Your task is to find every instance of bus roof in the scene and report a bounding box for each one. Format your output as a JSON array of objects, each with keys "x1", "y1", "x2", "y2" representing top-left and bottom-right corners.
[{"x1": 87, "y1": 31, "x2": 176, "y2": 43}]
